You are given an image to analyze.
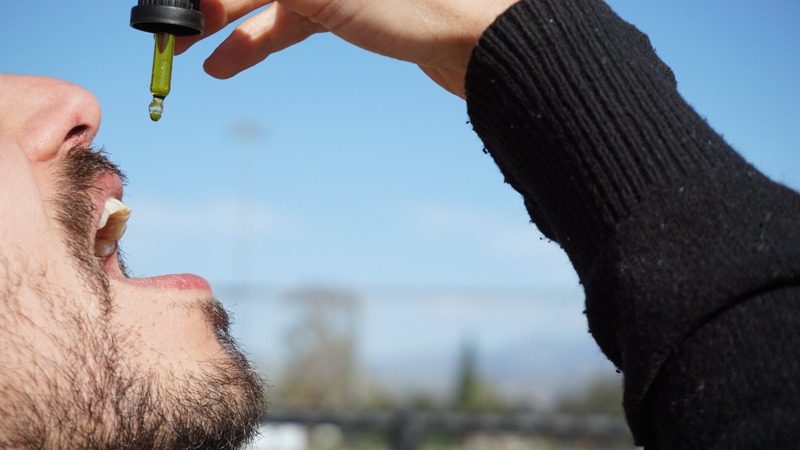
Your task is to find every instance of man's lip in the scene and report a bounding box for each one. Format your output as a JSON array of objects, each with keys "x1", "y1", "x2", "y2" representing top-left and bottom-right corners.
[
  {"x1": 91, "y1": 172, "x2": 125, "y2": 227},
  {"x1": 121, "y1": 274, "x2": 213, "y2": 292},
  {"x1": 102, "y1": 253, "x2": 212, "y2": 292}
]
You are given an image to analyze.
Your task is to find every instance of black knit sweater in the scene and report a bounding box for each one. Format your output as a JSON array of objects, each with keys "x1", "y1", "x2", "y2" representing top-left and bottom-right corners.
[{"x1": 464, "y1": 0, "x2": 800, "y2": 448}]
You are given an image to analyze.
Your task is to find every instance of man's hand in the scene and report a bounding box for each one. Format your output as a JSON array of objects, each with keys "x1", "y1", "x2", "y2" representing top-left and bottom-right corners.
[{"x1": 175, "y1": 0, "x2": 518, "y2": 98}]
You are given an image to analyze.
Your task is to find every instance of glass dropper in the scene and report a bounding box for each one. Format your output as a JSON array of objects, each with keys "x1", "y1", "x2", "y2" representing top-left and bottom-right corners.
[
  {"x1": 130, "y1": 0, "x2": 204, "y2": 123},
  {"x1": 149, "y1": 32, "x2": 175, "y2": 122}
]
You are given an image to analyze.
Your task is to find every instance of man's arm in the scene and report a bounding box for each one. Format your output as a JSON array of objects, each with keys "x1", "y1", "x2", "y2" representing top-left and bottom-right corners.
[{"x1": 465, "y1": 0, "x2": 800, "y2": 446}]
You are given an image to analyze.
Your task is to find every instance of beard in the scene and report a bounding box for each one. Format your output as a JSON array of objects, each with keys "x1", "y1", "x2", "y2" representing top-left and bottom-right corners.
[{"x1": 0, "y1": 147, "x2": 266, "y2": 449}]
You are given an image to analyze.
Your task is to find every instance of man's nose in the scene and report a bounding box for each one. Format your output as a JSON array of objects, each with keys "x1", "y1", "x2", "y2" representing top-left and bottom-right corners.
[{"x1": 0, "y1": 75, "x2": 101, "y2": 162}]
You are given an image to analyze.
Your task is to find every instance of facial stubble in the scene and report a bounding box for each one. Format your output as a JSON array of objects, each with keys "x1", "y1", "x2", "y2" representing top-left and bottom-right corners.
[{"x1": 0, "y1": 147, "x2": 265, "y2": 449}]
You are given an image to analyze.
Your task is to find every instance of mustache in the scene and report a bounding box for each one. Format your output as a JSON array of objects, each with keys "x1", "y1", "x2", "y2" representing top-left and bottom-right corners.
[{"x1": 61, "y1": 146, "x2": 126, "y2": 189}]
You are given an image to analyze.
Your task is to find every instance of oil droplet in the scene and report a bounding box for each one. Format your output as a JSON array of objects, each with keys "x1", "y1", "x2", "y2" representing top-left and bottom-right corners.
[{"x1": 149, "y1": 96, "x2": 164, "y2": 122}]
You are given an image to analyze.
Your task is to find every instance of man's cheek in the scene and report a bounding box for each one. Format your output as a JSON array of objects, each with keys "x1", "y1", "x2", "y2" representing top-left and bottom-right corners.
[
  {"x1": 0, "y1": 136, "x2": 53, "y2": 253},
  {"x1": 0, "y1": 136, "x2": 102, "y2": 316}
]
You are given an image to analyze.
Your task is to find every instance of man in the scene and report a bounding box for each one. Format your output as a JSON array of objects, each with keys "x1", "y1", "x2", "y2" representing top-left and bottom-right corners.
[
  {"x1": 0, "y1": 75, "x2": 264, "y2": 448},
  {"x1": 5, "y1": 0, "x2": 800, "y2": 447}
]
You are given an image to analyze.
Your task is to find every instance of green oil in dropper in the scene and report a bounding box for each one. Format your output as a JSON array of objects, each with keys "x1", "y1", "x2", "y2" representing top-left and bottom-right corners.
[{"x1": 149, "y1": 32, "x2": 175, "y2": 122}]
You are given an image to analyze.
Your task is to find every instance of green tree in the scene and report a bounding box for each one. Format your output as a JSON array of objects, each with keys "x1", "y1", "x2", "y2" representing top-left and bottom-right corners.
[
  {"x1": 275, "y1": 286, "x2": 361, "y2": 410},
  {"x1": 452, "y1": 340, "x2": 507, "y2": 412}
]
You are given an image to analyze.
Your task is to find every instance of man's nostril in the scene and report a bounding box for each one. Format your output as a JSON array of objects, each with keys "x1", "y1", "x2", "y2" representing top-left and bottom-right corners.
[{"x1": 65, "y1": 125, "x2": 89, "y2": 146}]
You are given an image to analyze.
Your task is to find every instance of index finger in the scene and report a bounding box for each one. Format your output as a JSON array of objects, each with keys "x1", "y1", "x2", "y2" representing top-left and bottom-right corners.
[{"x1": 175, "y1": 0, "x2": 273, "y2": 55}]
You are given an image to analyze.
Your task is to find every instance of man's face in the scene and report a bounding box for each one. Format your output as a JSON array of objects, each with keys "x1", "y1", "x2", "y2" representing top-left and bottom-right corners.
[{"x1": 0, "y1": 75, "x2": 265, "y2": 448}]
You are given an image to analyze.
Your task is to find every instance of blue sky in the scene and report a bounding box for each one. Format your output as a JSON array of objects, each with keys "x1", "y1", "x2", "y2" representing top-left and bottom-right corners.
[
  {"x1": 2, "y1": 1, "x2": 797, "y2": 290},
  {"x1": 3, "y1": 1, "x2": 799, "y2": 394}
]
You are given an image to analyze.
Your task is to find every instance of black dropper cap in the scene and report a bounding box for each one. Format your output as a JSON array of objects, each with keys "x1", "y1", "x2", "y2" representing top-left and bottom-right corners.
[{"x1": 131, "y1": 0, "x2": 204, "y2": 36}]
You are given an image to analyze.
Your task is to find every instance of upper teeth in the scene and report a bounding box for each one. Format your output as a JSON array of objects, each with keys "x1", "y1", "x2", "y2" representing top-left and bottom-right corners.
[{"x1": 95, "y1": 198, "x2": 131, "y2": 258}]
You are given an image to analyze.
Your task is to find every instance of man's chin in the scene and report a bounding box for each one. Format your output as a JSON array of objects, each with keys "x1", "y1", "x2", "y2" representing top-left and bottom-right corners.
[
  {"x1": 101, "y1": 345, "x2": 265, "y2": 449},
  {"x1": 1, "y1": 317, "x2": 265, "y2": 450},
  {"x1": 148, "y1": 357, "x2": 266, "y2": 449},
  {"x1": 147, "y1": 301, "x2": 267, "y2": 448},
  {"x1": 98, "y1": 291, "x2": 266, "y2": 448}
]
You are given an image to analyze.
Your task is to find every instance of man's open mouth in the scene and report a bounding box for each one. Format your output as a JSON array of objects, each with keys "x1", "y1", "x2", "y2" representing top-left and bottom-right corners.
[
  {"x1": 87, "y1": 170, "x2": 129, "y2": 279},
  {"x1": 89, "y1": 175, "x2": 211, "y2": 292}
]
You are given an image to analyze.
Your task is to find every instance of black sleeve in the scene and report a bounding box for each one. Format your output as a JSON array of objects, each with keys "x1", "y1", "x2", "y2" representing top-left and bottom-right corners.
[{"x1": 464, "y1": 0, "x2": 800, "y2": 447}]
